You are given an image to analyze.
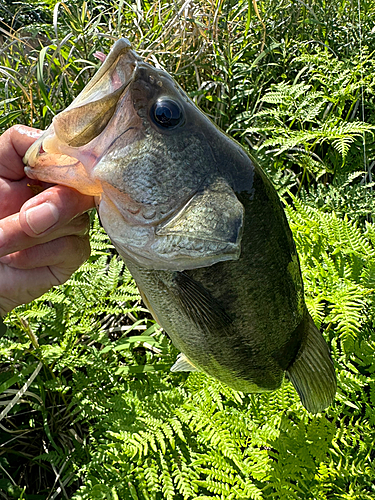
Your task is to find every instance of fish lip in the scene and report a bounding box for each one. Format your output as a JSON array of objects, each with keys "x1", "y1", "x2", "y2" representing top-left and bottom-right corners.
[
  {"x1": 23, "y1": 39, "x2": 140, "y2": 170},
  {"x1": 53, "y1": 75, "x2": 136, "y2": 148},
  {"x1": 59, "y1": 46, "x2": 139, "y2": 118},
  {"x1": 24, "y1": 165, "x2": 35, "y2": 178},
  {"x1": 67, "y1": 38, "x2": 140, "y2": 108}
]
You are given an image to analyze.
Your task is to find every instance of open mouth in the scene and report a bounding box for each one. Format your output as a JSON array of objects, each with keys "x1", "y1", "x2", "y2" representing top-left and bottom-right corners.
[
  {"x1": 25, "y1": 38, "x2": 140, "y2": 158},
  {"x1": 70, "y1": 38, "x2": 139, "y2": 106},
  {"x1": 51, "y1": 76, "x2": 135, "y2": 149},
  {"x1": 23, "y1": 38, "x2": 141, "y2": 195}
]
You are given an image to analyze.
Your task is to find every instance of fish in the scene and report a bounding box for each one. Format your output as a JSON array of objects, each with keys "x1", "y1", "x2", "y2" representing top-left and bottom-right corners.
[{"x1": 24, "y1": 38, "x2": 336, "y2": 413}]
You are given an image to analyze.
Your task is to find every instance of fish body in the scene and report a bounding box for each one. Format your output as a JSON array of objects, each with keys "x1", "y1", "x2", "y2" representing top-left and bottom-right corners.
[{"x1": 24, "y1": 39, "x2": 336, "y2": 412}]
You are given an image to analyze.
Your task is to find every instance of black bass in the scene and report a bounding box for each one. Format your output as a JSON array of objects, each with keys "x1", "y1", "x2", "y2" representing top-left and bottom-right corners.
[{"x1": 24, "y1": 38, "x2": 336, "y2": 412}]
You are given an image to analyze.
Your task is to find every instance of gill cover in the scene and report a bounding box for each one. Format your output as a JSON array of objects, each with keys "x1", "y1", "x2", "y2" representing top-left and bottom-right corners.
[
  {"x1": 152, "y1": 178, "x2": 244, "y2": 266},
  {"x1": 102, "y1": 176, "x2": 244, "y2": 271}
]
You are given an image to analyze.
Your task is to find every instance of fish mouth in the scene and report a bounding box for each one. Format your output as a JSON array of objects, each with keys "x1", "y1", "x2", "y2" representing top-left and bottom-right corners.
[{"x1": 24, "y1": 38, "x2": 141, "y2": 196}]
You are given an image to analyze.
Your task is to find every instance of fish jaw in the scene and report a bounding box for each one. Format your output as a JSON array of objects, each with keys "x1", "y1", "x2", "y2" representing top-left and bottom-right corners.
[
  {"x1": 97, "y1": 176, "x2": 244, "y2": 271},
  {"x1": 23, "y1": 38, "x2": 141, "y2": 196},
  {"x1": 24, "y1": 141, "x2": 103, "y2": 196}
]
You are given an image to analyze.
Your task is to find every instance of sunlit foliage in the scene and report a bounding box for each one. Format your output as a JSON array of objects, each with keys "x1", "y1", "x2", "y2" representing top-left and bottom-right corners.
[{"x1": 1, "y1": 1, "x2": 375, "y2": 499}]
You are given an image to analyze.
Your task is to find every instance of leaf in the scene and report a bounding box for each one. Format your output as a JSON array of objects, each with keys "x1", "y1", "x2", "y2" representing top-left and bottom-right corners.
[
  {"x1": 0, "y1": 109, "x2": 22, "y2": 128},
  {"x1": 114, "y1": 364, "x2": 170, "y2": 375},
  {"x1": 36, "y1": 45, "x2": 55, "y2": 112}
]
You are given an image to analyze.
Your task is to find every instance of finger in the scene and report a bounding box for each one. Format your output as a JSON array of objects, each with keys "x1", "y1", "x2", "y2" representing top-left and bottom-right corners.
[
  {"x1": 0, "y1": 177, "x2": 51, "y2": 217},
  {"x1": 19, "y1": 184, "x2": 95, "y2": 236},
  {"x1": 0, "y1": 233, "x2": 90, "y2": 270},
  {"x1": 0, "y1": 235, "x2": 90, "y2": 316},
  {"x1": 0, "y1": 212, "x2": 90, "y2": 259},
  {"x1": 0, "y1": 177, "x2": 35, "y2": 217},
  {"x1": 0, "y1": 176, "x2": 56, "y2": 219},
  {"x1": 0, "y1": 125, "x2": 43, "y2": 180}
]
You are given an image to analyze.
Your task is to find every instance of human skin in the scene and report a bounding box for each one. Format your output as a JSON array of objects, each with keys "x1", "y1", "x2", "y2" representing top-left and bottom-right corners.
[{"x1": 0, "y1": 125, "x2": 95, "y2": 316}]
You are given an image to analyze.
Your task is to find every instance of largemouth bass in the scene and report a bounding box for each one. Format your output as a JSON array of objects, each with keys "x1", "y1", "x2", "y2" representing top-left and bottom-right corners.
[{"x1": 24, "y1": 38, "x2": 336, "y2": 413}]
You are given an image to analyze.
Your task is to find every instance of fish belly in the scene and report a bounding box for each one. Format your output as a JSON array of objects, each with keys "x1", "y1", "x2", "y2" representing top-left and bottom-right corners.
[{"x1": 126, "y1": 260, "x2": 286, "y2": 393}]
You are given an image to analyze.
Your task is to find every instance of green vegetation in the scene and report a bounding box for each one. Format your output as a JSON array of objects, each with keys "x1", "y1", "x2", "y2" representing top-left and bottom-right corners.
[{"x1": 1, "y1": 1, "x2": 375, "y2": 498}]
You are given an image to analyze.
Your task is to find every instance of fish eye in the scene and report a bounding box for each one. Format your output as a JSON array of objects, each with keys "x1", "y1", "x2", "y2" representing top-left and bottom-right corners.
[{"x1": 151, "y1": 99, "x2": 184, "y2": 129}]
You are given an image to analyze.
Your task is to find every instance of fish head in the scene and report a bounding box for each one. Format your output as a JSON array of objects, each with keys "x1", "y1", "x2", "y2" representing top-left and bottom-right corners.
[{"x1": 24, "y1": 38, "x2": 246, "y2": 271}]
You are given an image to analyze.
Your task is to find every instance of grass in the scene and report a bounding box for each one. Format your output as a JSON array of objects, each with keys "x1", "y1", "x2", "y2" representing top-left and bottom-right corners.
[{"x1": 1, "y1": 1, "x2": 375, "y2": 499}]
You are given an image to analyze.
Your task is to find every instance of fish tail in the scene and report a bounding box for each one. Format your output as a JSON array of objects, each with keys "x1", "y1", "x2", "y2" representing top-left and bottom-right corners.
[{"x1": 286, "y1": 315, "x2": 336, "y2": 413}]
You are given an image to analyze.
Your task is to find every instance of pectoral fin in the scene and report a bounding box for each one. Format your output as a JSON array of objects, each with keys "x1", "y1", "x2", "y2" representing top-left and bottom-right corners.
[
  {"x1": 153, "y1": 178, "x2": 244, "y2": 269},
  {"x1": 173, "y1": 271, "x2": 232, "y2": 332}
]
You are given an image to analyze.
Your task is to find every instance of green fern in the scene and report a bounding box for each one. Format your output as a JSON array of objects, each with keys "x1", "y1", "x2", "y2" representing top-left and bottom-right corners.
[
  {"x1": 6, "y1": 202, "x2": 375, "y2": 500},
  {"x1": 3, "y1": 2, "x2": 375, "y2": 499},
  {"x1": 232, "y1": 48, "x2": 375, "y2": 184},
  {"x1": 299, "y1": 173, "x2": 375, "y2": 224},
  {"x1": 285, "y1": 197, "x2": 375, "y2": 356}
]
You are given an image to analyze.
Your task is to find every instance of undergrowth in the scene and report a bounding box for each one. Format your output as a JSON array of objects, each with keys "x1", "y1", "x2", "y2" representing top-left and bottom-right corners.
[
  {"x1": 1, "y1": 1, "x2": 375, "y2": 499},
  {"x1": 3, "y1": 207, "x2": 375, "y2": 499}
]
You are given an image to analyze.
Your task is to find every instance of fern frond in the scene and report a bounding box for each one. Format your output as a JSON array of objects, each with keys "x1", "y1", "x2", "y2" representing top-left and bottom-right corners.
[
  {"x1": 260, "y1": 82, "x2": 312, "y2": 104},
  {"x1": 305, "y1": 295, "x2": 326, "y2": 328},
  {"x1": 327, "y1": 283, "x2": 369, "y2": 352},
  {"x1": 143, "y1": 458, "x2": 161, "y2": 494},
  {"x1": 171, "y1": 453, "x2": 199, "y2": 498},
  {"x1": 159, "y1": 452, "x2": 176, "y2": 500}
]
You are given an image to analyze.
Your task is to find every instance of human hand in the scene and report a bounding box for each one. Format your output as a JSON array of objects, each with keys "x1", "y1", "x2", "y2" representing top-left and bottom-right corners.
[{"x1": 0, "y1": 125, "x2": 95, "y2": 316}]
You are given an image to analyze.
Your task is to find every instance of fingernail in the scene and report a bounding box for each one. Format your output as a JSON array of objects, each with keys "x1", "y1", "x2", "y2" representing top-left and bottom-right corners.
[{"x1": 25, "y1": 203, "x2": 59, "y2": 234}]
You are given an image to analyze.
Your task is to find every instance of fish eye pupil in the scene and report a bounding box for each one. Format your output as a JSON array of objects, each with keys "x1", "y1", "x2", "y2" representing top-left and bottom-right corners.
[
  {"x1": 152, "y1": 99, "x2": 183, "y2": 128},
  {"x1": 156, "y1": 106, "x2": 172, "y2": 123}
]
